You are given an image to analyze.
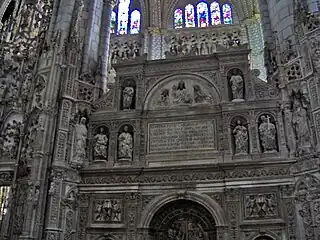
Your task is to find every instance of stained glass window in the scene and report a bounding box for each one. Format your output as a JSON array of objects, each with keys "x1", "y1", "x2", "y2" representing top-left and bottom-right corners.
[
  {"x1": 210, "y1": 1, "x2": 221, "y2": 25},
  {"x1": 174, "y1": 9, "x2": 183, "y2": 28},
  {"x1": 197, "y1": 2, "x2": 209, "y2": 27},
  {"x1": 111, "y1": 11, "x2": 116, "y2": 34},
  {"x1": 222, "y1": 3, "x2": 232, "y2": 24},
  {"x1": 117, "y1": 0, "x2": 130, "y2": 35},
  {"x1": 130, "y1": 10, "x2": 141, "y2": 34},
  {"x1": 185, "y1": 4, "x2": 195, "y2": 28}
]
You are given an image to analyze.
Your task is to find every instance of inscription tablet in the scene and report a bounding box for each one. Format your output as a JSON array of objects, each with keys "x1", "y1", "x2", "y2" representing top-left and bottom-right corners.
[{"x1": 148, "y1": 120, "x2": 215, "y2": 153}]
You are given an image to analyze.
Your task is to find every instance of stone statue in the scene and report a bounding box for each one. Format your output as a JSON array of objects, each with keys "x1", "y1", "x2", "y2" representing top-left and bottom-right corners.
[
  {"x1": 122, "y1": 86, "x2": 134, "y2": 110},
  {"x1": 172, "y1": 81, "x2": 192, "y2": 105},
  {"x1": 193, "y1": 84, "x2": 211, "y2": 104},
  {"x1": 118, "y1": 125, "x2": 133, "y2": 160},
  {"x1": 0, "y1": 80, "x2": 7, "y2": 102},
  {"x1": 3, "y1": 120, "x2": 21, "y2": 158},
  {"x1": 292, "y1": 98, "x2": 311, "y2": 155},
  {"x1": 233, "y1": 120, "x2": 248, "y2": 155},
  {"x1": 259, "y1": 115, "x2": 277, "y2": 153},
  {"x1": 230, "y1": 70, "x2": 244, "y2": 101},
  {"x1": 73, "y1": 117, "x2": 87, "y2": 165},
  {"x1": 93, "y1": 127, "x2": 108, "y2": 160},
  {"x1": 156, "y1": 89, "x2": 169, "y2": 106}
]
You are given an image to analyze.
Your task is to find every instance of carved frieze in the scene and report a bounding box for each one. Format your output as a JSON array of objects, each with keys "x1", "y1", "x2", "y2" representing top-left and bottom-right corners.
[{"x1": 81, "y1": 166, "x2": 291, "y2": 184}]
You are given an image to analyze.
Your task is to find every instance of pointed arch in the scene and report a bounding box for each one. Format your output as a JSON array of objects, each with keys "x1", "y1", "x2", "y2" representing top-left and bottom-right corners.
[
  {"x1": 210, "y1": 1, "x2": 221, "y2": 25},
  {"x1": 185, "y1": 4, "x2": 195, "y2": 28},
  {"x1": 174, "y1": 8, "x2": 183, "y2": 28},
  {"x1": 117, "y1": 0, "x2": 130, "y2": 35},
  {"x1": 111, "y1": 11, "x2": 116, "y2": 34},
  {"x1": 130, "y1": 9, "x2": 141, "y2": 34},
  {"x1": 197, "y1": 1, "x2": 209, "y2": 27},
  {"x1": 222, "y1": 3, "x2": 232, "y2": 24}
]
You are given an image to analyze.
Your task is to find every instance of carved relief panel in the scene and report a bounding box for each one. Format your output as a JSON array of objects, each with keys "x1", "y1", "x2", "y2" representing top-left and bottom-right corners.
[
  {"x1": 93, "y1": 199, "x2": 123, "y2": 223},
  {"x1": 144, "y1": 74, "x2": 220, "y2": 110},
  {"x1": 244, "y1": 193, "x2": 278, "y2": 220}
]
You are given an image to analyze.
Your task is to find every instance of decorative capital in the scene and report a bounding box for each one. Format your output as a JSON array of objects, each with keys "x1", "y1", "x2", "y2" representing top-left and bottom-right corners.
[
  {"x1": 147, "y1": 27, "x2": 162, "y2": 36},
  {"x1": 105, "y1": 0, "x2": 118, "y2": 7}
]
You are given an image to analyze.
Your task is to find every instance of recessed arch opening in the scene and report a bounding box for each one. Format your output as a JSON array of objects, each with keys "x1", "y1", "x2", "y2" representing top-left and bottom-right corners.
[{"x1": 149, "y1": 200, "x2": 217, "y2": 240}]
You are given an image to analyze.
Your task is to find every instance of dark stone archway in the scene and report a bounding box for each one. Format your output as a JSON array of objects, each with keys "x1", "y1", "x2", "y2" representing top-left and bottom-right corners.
[{"x1": 149, "y1": 200, "x2": 217, "y2": 240}]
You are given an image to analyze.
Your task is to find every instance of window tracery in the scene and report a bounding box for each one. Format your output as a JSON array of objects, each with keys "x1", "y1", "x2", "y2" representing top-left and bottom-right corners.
[
  {"x1": 0, "y1": 186, "x2": 10, "y2": 221},
  {"x1": 111, "y1": 0, "x2": 141, "y2": 35},
  {"x1": 174, "y1": 1, "x2": 233, "y2": 29},
  {"x1": 185, "y1": 4, "x2": 196, "y2": 28},
  {"x1": 174, "y1": 9, "x2": 184, "y2": 28}
]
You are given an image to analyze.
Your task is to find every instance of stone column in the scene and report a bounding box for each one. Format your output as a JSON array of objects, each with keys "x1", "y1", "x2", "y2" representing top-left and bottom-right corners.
[
  {"x1": 147, "y1": 27, "x2": 163, "y2": 60},
  {"x1": 101, "y1": 0, "x2": 118, "y2": 92}
]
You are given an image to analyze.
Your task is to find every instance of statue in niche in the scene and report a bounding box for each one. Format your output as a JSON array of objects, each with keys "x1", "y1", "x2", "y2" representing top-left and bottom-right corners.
[
  {"x1": 259, "y1": 115, "x2": 277, "y2": 153},
  {"x1": 233, "y1": 120, "x2": 248, "y2": 155},
  {"x1": 122, "y1": 86, "x2": 134, "y2": 110},
  {"x1": 229, "y1": 69, "x2": 244, "y2": 101},
  {"x1": 118, "y1": 125, "x2": 133, "y2": 160},
  {"x1": 157, "y1": 88, "x2": 170, "y2": 106},
  {"x1": 3, "y1": 120, "x2": 21, "y2": 158},
  {"x1": 0, "y1": 81, "x2": 7, "y2": 103},
  {"x1": 193, "y1": 84, "x2": 211, "y2": 104},
  {"x1": 73, "y1": 117, "x2": 87, "y2": 165},
  {"x1": 93, "y1": 127, "x2": 108, "y2": 160},
  {"x1": 292, "y1": 97, "x2": 312, "y2": 155},
  {"x1": 172, "y1": 81, "x2": 192, "y2": 105}
]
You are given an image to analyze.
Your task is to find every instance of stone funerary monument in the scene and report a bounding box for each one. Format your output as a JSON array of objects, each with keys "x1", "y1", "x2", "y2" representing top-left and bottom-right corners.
[{"x1": 0, "y1": 0, "x2": 319, "y2": 240}]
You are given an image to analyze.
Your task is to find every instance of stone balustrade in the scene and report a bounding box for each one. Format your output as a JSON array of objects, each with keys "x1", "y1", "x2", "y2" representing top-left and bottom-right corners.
[{"x1": 110, "y1": 34, "x2": 145, "y2": 64}]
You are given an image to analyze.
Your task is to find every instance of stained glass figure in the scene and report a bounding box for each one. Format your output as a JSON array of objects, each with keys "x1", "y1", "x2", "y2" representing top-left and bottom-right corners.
[
  {"x1": 210, "y1": 1, "x2": 221, "y2": 25},
  {"x1": 185, "y1": 4, "x2": 195, "y2": 28},
  {"x1": 111, "y1": 11, "x2": 116, "y2": 34},
  {"x1": 222, "y1": 3, "x2": 232, "y2": 24},
  {"x1": 117, "y1": 0, "x2": 130, "y2": 35},
  {"x1": 130, "y1": 10, "x2": 141, "y2": 34},
  {"x1": 174, "y1": 8, "x2": 183, "y2": 28},
  {"x1": 197, "y1": 2, "x2": 209, "y2": 27}
]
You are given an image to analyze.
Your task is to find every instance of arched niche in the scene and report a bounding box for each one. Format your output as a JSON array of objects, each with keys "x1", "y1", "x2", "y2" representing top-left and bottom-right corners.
[
  {"x1": 227, "y1": 68, "x2": 245, "y2": 102},
  {"x1": 117, "y1": 124, "x2": 134, "y2": 164},
  {"x1": 92, "y1": 125, "x2": 109, "y2": 162},
  {"x1": 230, "y1": 116, "x2": 249, "y2": 155},
  {"x1": 257, "y1": 113, "x2": 279, "y2": 153},
  {"x1": 143, "y1": 73, "x2": 220, "y2": 110},
  {"x1": 120, "y1": 78, "x2": 136, "y2": 110},
  {"x1": 149, "y1": 199, "x2": 217, "y2": 240}
]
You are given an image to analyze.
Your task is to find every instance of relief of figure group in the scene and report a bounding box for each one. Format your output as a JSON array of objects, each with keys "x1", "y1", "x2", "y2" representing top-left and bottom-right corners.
[
  {"x1": 72, "y1": 116, "x2": 134, "y2": 166},
  {"x1": 155, "y1": 80, "x2": 213, "y2": 107}
]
